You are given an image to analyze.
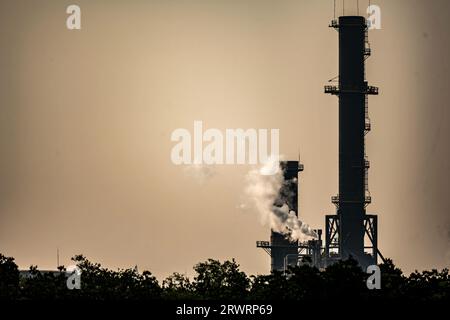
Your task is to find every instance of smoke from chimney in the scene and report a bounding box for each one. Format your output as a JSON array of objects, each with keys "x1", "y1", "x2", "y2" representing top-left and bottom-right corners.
[{"x1": 243, "y1": 157, "x2": 317, "y2": 241}]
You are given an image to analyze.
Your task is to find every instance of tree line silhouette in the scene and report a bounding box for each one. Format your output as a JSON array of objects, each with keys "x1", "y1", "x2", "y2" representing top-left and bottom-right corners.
[{"x1": 0, "y1": 253, "x2": 449, "y2": 301}]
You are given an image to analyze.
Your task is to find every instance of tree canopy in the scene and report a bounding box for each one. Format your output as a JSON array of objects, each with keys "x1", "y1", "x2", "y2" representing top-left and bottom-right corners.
[{"x1": 0, "y1": 253, "x2": 449, "y2": 301}]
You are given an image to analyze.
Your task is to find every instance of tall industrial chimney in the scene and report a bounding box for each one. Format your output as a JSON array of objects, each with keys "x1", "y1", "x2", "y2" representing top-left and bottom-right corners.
[
  {"x1": 256, "y1": 14, "x2": 384, "y2": 272},
  {"x1": 325, "y1": 16, "x2": 381, "y2": 268}
]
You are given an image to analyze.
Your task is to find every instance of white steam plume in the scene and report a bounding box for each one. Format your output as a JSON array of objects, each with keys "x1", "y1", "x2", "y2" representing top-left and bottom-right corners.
[
  {"x1": 183, "y1": 164, "x2": 215, "y2": 184},
  {"x1": 244, "y1": 157, "x2": 317, "y2": 242}
]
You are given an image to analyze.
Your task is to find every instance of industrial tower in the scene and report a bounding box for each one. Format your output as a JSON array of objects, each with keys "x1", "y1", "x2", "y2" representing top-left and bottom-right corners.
[
  {"x1": 256, "y1": 161, "x2": 303, "y2": 272},
  {"x1": 257, "y1": 15, "x2": 384, "y2": 272},
  {"x1": 324, "y1": 16, "x2": 383, "y2": 268}
]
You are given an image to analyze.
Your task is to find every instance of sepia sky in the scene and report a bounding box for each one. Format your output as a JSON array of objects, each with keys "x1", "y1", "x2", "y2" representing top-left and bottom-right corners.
[{"x1": 0, "y1": 0, "x2": 449, "y2": 280}]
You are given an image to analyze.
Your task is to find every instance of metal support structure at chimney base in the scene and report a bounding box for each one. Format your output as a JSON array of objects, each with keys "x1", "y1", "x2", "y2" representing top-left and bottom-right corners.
[{"x1": 325, "y1": 16, "x2": 382, "y2": 269}]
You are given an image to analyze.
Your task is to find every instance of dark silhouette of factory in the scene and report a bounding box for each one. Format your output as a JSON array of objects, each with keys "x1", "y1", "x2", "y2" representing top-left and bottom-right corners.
[{"x1": 257, "y1": 15, "x2": 385, "y2": 272}]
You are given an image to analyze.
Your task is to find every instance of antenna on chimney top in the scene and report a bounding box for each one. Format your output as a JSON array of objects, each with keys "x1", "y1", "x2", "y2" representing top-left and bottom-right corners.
[
  {"x1": 57, "y1": 248, "x2": 60, "y2": 268},
  {"x1": 333, "y1": 0, "x2": 336, "y2": 19}
]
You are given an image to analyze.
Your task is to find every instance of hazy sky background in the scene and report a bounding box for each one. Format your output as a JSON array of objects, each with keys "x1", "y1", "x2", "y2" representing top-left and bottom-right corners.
[{"x1": 0, "y1": 0, "x2": 449, "y2": 280}]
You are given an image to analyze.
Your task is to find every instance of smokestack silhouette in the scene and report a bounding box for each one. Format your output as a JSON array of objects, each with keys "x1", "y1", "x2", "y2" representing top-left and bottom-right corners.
[
  {"x1": 269, "y1": 161, "x2": 302, "y2": 272},
  {"x1": 325, "y1": 15, "x2": 382, "y2": 268},
  {"x1": 257, "y1": 14, "x2": 384, "y2": 271}
]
